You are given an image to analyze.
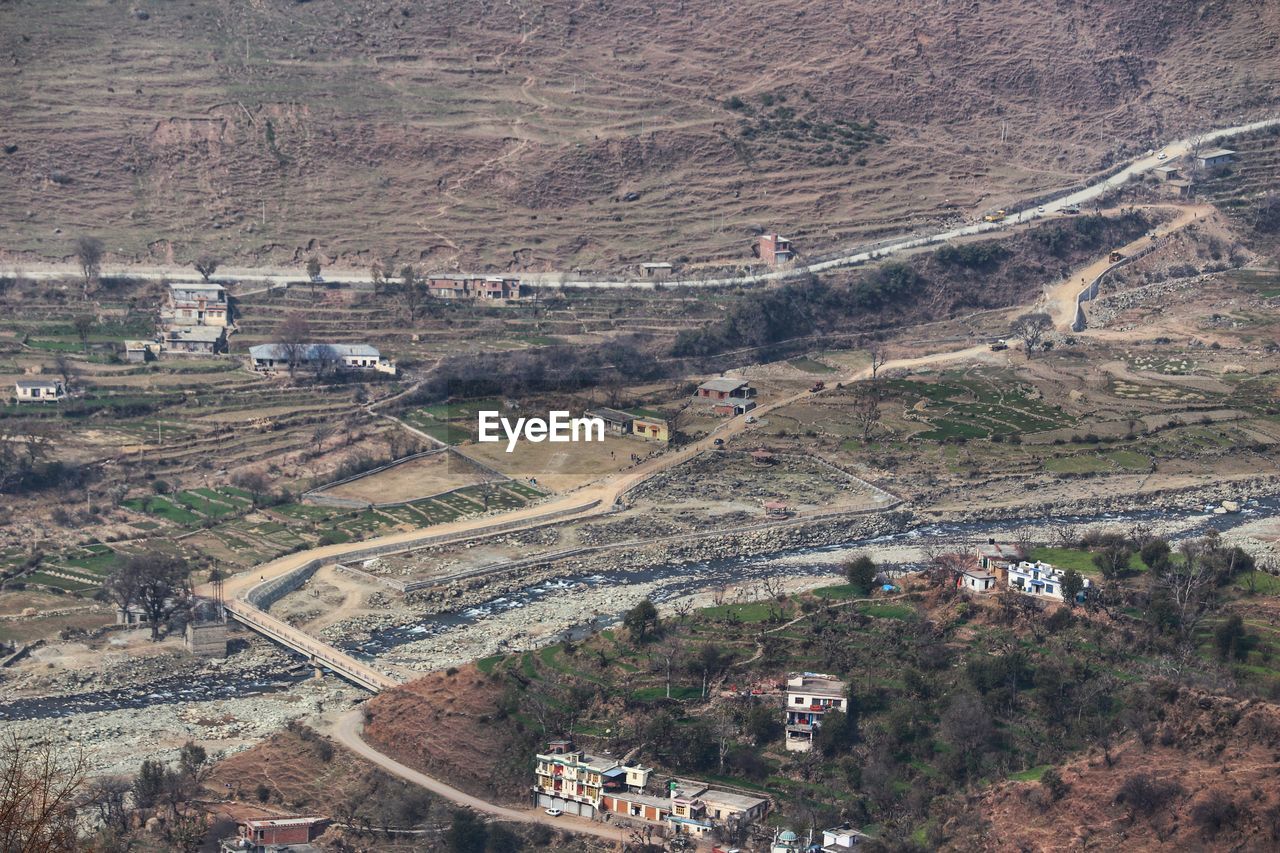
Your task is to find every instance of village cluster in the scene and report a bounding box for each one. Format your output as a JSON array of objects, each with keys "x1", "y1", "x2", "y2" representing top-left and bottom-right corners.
[{"x1": 532, "y1": 673, "x2": 862, "y2": 852}]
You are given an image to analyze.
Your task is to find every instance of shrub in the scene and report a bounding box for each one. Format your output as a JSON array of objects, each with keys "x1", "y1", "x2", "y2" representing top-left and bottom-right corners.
[
  {"x1": 1191, "y1": 790, "x2": 1240, "y2": 837},
  {"x1": 1115, "y1": 772, "x2": 1182, "y2": 817}
]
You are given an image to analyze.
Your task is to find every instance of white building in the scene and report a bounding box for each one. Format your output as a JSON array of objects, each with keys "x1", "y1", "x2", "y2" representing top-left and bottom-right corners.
[
  {"x1": 958, "y1": 568, "x2": 997, "y2": 593},
  {"x1": 1196, "y1": 148, "x2": 1235, "y2": 169},
  {"x1": 784, "y1": 673, "x2": 848, "y2": 752},
  {"x1": 823, "y1": 825, "x2": 870, "y2": 849},
  {"x1": 1007, "y1": 560, "x2": 1091, "y2": 601},
  {"x1": 14, "y1": 379, "x2": 66, "y2": 403},
  {"x1": 164, "y1": 282, "x2": 229, "y2": 327},
  {"x1": 247, "y1": 343, "x2": 396, "y2": 375}
]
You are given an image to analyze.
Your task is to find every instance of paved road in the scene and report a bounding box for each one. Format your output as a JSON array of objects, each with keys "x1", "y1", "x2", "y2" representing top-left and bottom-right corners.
[
  {"x1": 7, "y1": 118, "x2": 1275, "y2": 291},
  {"x1": 332, "y1": 709, "x2": 629, "y2": 844}
]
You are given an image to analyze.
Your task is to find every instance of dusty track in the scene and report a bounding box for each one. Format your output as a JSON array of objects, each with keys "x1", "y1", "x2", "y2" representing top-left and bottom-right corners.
[{"x1": 8, "y1": 118, "x2": 1275, "y2": 291}]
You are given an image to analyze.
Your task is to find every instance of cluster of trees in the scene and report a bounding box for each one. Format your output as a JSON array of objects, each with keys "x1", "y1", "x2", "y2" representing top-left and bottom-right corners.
[
  {"x1": 104, "y1": 551, "x2": 191, "y2": 640},
  {"x1": 0, "y1": 734, "x2": 214, "y2": 853}
]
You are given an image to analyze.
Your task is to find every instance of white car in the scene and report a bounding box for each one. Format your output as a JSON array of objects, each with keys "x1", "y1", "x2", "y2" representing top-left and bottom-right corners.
[
  {"x1": 1157, "y1": 151, "x2": 1167, "y2": 160},
  {"x1": 544, "y1": 808, "x2": 564, "y2": 817},
  {"x1": 1037, "y1": 206, "x2": 1045, "y2": 214},
  {"x1": 746, "y1": 416, "x2": 758, "y2": 424}
]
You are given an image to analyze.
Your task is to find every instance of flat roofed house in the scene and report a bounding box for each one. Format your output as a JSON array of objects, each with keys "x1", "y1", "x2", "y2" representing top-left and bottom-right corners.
[
  {"x1": 164, "y1": 325, "x2": 227, "y2": 355},
  {"x1": 1007, "y1": 560, "x2": 1091, "y2": 601},
  {"x1": 975, "y1": 540, "x2": 1023, "y2": 571},
  {"x1": 165, "y1": 281, "x2": 228, "y2": 327},
  {"x1": 477, "y1": 276, "x2": 522, "y2": 300},
  {"x1": 958, "y1": 568, "x2": 997, "y2": 593},
  {"x1": 428, "y1": 278, "x2": 470, "y2": 299},
  {"x1": 532, "y1": 744, "x2": 652, "y2": 819},
  {"x1": 230, "y1": 816, "x2": 330, "y2": 851},
  {"x1": 756, "y1": 233, "x2": 795, "y2": 266},
  {"x1": 784, "y1": 673, "x2": 847, "y2": 752},
  {"x1": 822, "y1": 824, "x2": 871, "y2": 849},
  {"x1": 14, "y1": 379, "x2": 67, "y2": 402},
  {"x1": 640, "y1": 262, "x2": 673, "y2": 279},
  {"x1": 631, "y1": 415, "x2": 670, "y2": 443}
]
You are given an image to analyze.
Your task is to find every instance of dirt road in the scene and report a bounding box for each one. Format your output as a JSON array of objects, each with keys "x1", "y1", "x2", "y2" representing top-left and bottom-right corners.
[
  {"x1": 332, "y1": 709, "x2": 629, "y2": 844},
  {"x1": 8, "y1": 119, "x2": 1274, "y2": 291}
]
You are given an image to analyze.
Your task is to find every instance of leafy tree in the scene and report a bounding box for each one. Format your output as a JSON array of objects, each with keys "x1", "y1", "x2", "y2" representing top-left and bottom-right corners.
[
  {"x1": 306, "y1": 256, "x2": 322, "y2": 280},
  {"x1": 1140, "y1": 538, "x2": 1172, "y2": 571},
  {"x1": 132, "y1": 759, "x2": 167, "y2": 810},
  {"x1": 399, "y1": 264, "x2": 426, "y2": 322},
  {"x1": 193, "y1": 256, "x2": 219, "y2": 281},
  {"x1": 1092, "y1": 542, "x2": 1134, "y2": 580},
  {"x1": 1040, "y1": 767, "x2": 1069, "y2": 800},
  {"x1": 845, "y1": 554, "x2": 877, "y2": 593},
  {"x1": 1213, "y1": 614, "x2": 1251, "y2": 661},
  {"x1": 1060, "y1": 569, "x2": 1084, "y2": 606},
  {"x1": 624, "y1": 598, "x2": 660, "y2": 643},
  {"x1": 109, "y1": 552, "x2": 189, "y2": 640},
  {"x1": 446, "y1": 808, "x2": 488, "y2": 853}
]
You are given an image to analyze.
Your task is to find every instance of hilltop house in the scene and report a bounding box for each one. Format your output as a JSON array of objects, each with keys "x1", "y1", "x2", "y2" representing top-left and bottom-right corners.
[
  {"x1": 163, "y1": 282, "x2": 229, "y2": 327},
  {"x1": 784, "y1": 673, "x2": 848, "y2": 752},
  {"x1": 1007, "y1": 560, "x2": 1091, "y2": 601},
  {"x1": 822, "y1": 825, "x2": 871, "y2": 849},
  {"x1": 247, "y1": 343, "x2": 396, "y2": 375},
  {"x1": 14, "y1": 379, "x2": 66, "y2": 403},
  {"x1": 755, "y1": 234, "x2": 795, "y2": 266}
]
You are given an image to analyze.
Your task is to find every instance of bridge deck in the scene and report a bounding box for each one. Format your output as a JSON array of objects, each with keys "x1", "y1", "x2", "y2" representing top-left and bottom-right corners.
[{"x1": 224, "y1": 600, "x2": 400, "y2": 692}]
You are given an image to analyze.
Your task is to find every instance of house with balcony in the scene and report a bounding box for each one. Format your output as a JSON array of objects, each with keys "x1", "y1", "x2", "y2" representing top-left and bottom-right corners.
[
  {"x1": 533, "y1": 742, "x2": 651, "y2": 819},
  {"x1": 1007, "y1": 559, "x2": 1090, "y2": 602},
  {"x1": 163, "y1": 282, "x2": 229, "y2": 327},
  {"x1": 667, "y1": 780, "x2": 769, "y2": 839},
  {"x1": 784, "y1": 672, "x2": 848, "y2": 752}
]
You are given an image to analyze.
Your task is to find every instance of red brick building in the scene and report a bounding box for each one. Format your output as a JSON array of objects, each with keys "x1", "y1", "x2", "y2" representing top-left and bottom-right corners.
[
  {"x1": 235, "y1": 816, "x2": 330, "y2": 849},
  {"x1": 755, "y1": 233, "x2": 795, "y2": 266}
]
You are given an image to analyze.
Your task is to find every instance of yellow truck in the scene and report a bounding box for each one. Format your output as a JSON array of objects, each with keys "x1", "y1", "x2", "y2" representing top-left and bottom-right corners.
[{"x1": 982, "y1": 209, "x2": 1008, "y2": 223}]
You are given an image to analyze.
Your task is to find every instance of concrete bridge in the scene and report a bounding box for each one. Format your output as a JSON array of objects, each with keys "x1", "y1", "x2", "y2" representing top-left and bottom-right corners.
[{"x1": 223, "y1": 598, "x2": 399, "y2": 692}]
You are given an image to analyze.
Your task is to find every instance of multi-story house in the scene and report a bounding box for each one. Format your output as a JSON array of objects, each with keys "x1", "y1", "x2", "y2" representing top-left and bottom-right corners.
[
  {"x1": 164, "y1": 282, "x2": 229, "y2": 327},
  {"x1": 755, "y1": 233, "x2": 795, "y2": 266},
  {"x1": 1007, "y1": 560, "x2": 1091, "y2": 601},
  {"x1": 784, "y1": 673, "x2": 848, "y2": 752},
  {"x1": 533, "y1": 741, "x2": 651, "y2": 819}
]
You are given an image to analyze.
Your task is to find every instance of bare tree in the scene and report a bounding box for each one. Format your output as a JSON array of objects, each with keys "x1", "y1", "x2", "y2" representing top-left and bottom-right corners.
[
  {"x1": 399, "y1": 265, "x2": 425, "y2": 323},
  {"x1": 72, "y1": 315, "x2": 95, "y2": 354},
  {"x1": 53, "y1": 354, "x2": 78, "y2": 394},
  {"x1": 108, "y1": 552, "x2": 190, "y2": 640},
  {"x1": 0, "y1": 732, "x2": 87, "y2": 851},
  {"x1": 1010, "y1": 312, "x2": 1053, "y2": 358},
  {"x1": 311, "y1": 423, "x2": 336, "y2": 455},
  {"x1": 1157, "y1": 541, "x2": 1220, "y2": 644},
  {"x1": 651, "y1": 635, "x2": 684, "y2": 700},
  {"x1": 868, "y1": 343, "x2": 888, "y2": 381},
  {"x1": 192, "y1": 256, "x2": 220, "y2": 281},
  {"x1": 75, "y1": 236, "x2": 104, "y2": 298},
  {"x1": 276, "y1": 313, "x2": 312, "y2": 377}
]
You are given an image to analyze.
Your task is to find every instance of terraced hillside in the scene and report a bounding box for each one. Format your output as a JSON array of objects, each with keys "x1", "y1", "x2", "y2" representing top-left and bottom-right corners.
[{"x1": 2, "y1": 0, "x2": 1277, "y2": 271}]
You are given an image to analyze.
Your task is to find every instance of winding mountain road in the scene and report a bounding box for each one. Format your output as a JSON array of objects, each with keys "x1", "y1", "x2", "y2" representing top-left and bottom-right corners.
[{"x1": 7, "y1": 118, "x2": 1275, "y2": 291}]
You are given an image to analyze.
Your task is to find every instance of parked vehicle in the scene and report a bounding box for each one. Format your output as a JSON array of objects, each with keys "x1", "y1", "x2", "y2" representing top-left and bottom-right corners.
[
  {"x1": 810, "y1": 380, "x2": 826, "y2": 392},
  {"x1": 545, "y1": 808, "x2": 563, "y2": 817},
  {"x1": 989, "y1": 339, "x2": 1009, "y2": 352}
]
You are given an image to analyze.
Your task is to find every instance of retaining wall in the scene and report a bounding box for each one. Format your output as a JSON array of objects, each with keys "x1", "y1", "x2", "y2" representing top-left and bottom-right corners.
[{"x1": 1072, "y1": 243, "x2": 1160, "y2": 332}]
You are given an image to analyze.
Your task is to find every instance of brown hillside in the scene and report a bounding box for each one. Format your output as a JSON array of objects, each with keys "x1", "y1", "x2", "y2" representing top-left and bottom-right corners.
[
  {"x1": 2, "y1": 1, "x2": 1277, "y2": 270},
  {"x1": 942, "y1": 686, "x2": 1280, "y2": 852},
  {"x1": 362, "y1": 665, "x2": 533, "y2": 803}
]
